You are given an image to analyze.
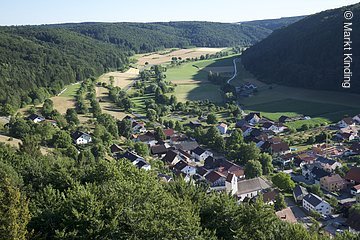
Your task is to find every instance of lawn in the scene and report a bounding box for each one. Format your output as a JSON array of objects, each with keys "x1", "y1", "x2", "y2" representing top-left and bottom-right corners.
[
  {"x1": 130, "y1": 93, "x2": 155, "y2": 115},
  {"x1": 165, "y1": 55, "x2": 238, "y2": 103},
  {"x1": 172, "y1": 84, "x2": 223, "y2": 103},
  {"x1": 60, "y1": 83, "x2": 81, "y2": 98},
  {"x1": 244, "y1": 98, "x2": 360, "y2": 123}
]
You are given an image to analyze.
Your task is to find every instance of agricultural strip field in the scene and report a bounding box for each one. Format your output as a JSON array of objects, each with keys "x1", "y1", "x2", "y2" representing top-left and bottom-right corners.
[
  {"x1": 136, "y1": 47, "x2": 226, "y2": 66},
  {"x1": 95, "y1": 85, "x2": 130, "y2": 120},
  {"x1": 98, "y1": 68, "x2": 139, "y2": 89},
  {"x1": 49, "y1": 83, "x2": 81, "y2": 114},
  {"x1": 130, "y1": 94, "x2": 155, "y2": 115}
]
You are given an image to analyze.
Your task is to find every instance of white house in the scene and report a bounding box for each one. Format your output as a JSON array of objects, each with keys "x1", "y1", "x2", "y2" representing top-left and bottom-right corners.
[
  {"x1": 262, "y1": 122, "x2": 286, "y2": 134},
  {"x1": 245, "y1": 112, "x2": 261, "y2": 125},
  {"x1": 173, "y1": 160, "x2": 197, "y2": 176},
  {"x1": 135, "y1": 160, "x2": 151, "y2": 171},
  {"x1": 116, "y1": 151, "x2": 151, "y2": 171},
  {"x1": 71, "y1": 131, "x2": 92, "y2": 145},
  {"x1": 235, "y1": 177, "x2": 271, "y2": 201},
  {"x1": 351, "y1": 184, "x2": 360, "y2": 196},
  {"x1": 276, "y1": 153, "x2": 294, "y2": 166},
  {"x1": 302, "y1": 193, "x2": 332, "y2": 215},
  {"x1": 217, "y1": 123, "x2": 228, "y2": 135},
  {"x1": 162, "y1": 150, "x2": 180, "y2": 165},
  {"x1": 241, "y1": 125, "x2": 254, "y2": 137},
  {"x1": 338, "y1": 117, "x2": 356, "y2": 128},
  {"x1": 315, "y1": 157, "x2": 342, "y2": 172},
  {"x1": 353, "y1": 114, "x2": 360, "y2": 124},
  {"x1": 28, "y1": 114, "x2": 45, "y2": 123},
  {"x1": 192, "y1": 147, "x2": 213, "y2": 162},
  {"x1": 225, "y1": 173, "x2": 238, "y2": 195},
  {"x1": 132, "y1": 121, "x2": 147, "y2": 133}
]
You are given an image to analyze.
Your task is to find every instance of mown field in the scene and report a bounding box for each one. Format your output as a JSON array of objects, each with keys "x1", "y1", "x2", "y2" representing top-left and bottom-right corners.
[
  {"x1": 136, "y1": 47, "x2": 226, "y2": 66},
  {"x1": 166, "y1": 55, "x2": 238, "y2": 103}
]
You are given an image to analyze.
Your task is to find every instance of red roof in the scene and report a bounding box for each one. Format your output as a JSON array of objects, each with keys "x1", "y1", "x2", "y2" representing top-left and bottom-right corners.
[
  {"x1": 163, "y1": 129, "x2": 175, "y2": 137},
  {"x1": 345, "y1": 167, "x2": 360, "y2": 183}
]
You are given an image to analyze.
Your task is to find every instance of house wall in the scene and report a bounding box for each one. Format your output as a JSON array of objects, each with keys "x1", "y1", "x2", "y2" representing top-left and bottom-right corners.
[
  {"x1": 320, "y1": 179, "x2": 345, "y2": 192},
  {"x1": 293, "y1": 193, "x2": 304, "y2": 202},
  {"x1": 351, "y1": 188, "x2": 360, "y2": 195},
  {"x1": 315, "y1": 202, "x2": 332, "y2": 215},
  {"x1": 303, "y1": 200, "x2": 332, "y2": 215},
  {"x1": 211, "y1": 178, "x2": 225, "y2": 188},
  {"x1": 238, "y1": 190, "x2": 259, "y2": 201},
  {"x1": 194, "y1": 151, "x2": 213, "y2": 161},
  {"x1": 76, "y1": 135, "x2": 92, "y2": 145},
  {"x1": 181, "y1": 166, "x2": 196, "y2": 176}
]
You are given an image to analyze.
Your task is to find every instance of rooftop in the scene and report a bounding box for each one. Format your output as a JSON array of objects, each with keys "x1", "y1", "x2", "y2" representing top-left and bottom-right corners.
[
  {"x1": 237, "y1": 177, "x2": 271, "y2": 196},
  {"x1": 303, "y1": 193, "x2": 323, "y2": 207}
]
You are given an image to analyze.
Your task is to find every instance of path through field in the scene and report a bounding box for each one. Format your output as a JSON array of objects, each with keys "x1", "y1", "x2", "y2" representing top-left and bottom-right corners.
[
  {"x1": 227, "y1": 58, "x2": 239, "y2": 84},
  {"x1": 137, "y1": 48, "x2": 226, "y2": 66}
]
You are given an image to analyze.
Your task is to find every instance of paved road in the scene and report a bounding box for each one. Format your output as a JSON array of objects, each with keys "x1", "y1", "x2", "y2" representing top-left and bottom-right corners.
[{"x1": 226, "y1": 58, "x2": 239, "y2": 84}]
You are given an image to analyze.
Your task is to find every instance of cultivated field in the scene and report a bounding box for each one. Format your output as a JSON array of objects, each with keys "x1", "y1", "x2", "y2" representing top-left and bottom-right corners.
[
  {"x1": 16, "y1": 83, "x2": 80, "y2": 116},
  {"x1": 95, "y1": 85, "x2": 130, "y2": 120},
  {"x1": 0, "y1": 134, "x2": 21, "y2": 148},
  {"x1": 51, "y1": 96, "x2": 76, "y2": 114},
  {"x1": 137, "y1": 48, "x2": 226, "y2": 66},
  {"x1": 0, "y1": 134, "x2": 50, "y2": 155},
  {"x1": 173, "y1": 84, "x2": 223, "y2": 103},
  {"x1": 98, "y1": 68, "x2": 139, "y2": 89}
]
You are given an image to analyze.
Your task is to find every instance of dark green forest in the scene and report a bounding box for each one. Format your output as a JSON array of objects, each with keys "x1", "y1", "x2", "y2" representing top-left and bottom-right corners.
[
  {"x1": 53, "y1": 21, "x2": 272, "y2": 53},
  {"x1": 240, "y1": 16, "x2": 305, "y2": 31},
  {"x1": 0, "y1": 143, "x2": 358, "y2": 240},
  {"x1": 0, "y1": 27, "x2": 128, "y2": 110},
  {"x1": 242, "y1": 3, "x2": 360, "y2": 93}
]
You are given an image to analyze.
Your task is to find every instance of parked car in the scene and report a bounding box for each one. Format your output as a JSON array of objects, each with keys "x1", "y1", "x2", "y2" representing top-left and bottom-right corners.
[{"x1": 332, "y1": 222, "x2": 342, "y2": 228}]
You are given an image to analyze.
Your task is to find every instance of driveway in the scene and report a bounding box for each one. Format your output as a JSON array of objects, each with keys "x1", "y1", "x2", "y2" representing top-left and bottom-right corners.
[
  {"x1": 290, "y1": 173, "x2": 314, "y2": 185},
  {"x1": 322, "y1": 216, "x2": 347, "y2": 236},
  {"x1": 285, "y1": 197, "x2": 312, "y2": 225}
]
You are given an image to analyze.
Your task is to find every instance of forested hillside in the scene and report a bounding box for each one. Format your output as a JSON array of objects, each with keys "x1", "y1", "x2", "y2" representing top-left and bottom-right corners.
[
  {"x1": 0, "y1": 26, "x2": 128, "y2": 110},
  {"x1": 240, "y1": 16, "x2": 305, "y2": 30},
  {"x1": 54, "y1": 21, "x2": 272, "y2": 53},
  {"x1": 242, "y1": 3, "x2": 360, "y2": 93}
]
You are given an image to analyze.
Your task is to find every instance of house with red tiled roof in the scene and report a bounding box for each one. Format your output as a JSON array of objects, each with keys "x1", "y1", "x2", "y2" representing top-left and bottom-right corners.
[
  {"x1": 350, "y1": 184, "x2": 360, "y2": 196},
  {"x1": 338, "y1": 117, "x2": 356, "y2": 128},
  {"x1": 205, "y1": 171, "x2": 226, "y2": 189},
  {"x1": 276, "y1": 207, "x2": 297, "y2": 223},
  {"x1": 163, "y1": 128, "x2": 175, "y2": 139},
  {"x1": 348, "y1": 142, "x2": 360, "y2": 155},
  {"x1": 345, "y1": 167, "x2": 360, "y2": 185}
]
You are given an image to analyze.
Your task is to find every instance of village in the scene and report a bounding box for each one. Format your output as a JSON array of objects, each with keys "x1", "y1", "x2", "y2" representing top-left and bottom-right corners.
[{"x1": 19, "y1": 109, "x2": 360, "y2": 236}]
